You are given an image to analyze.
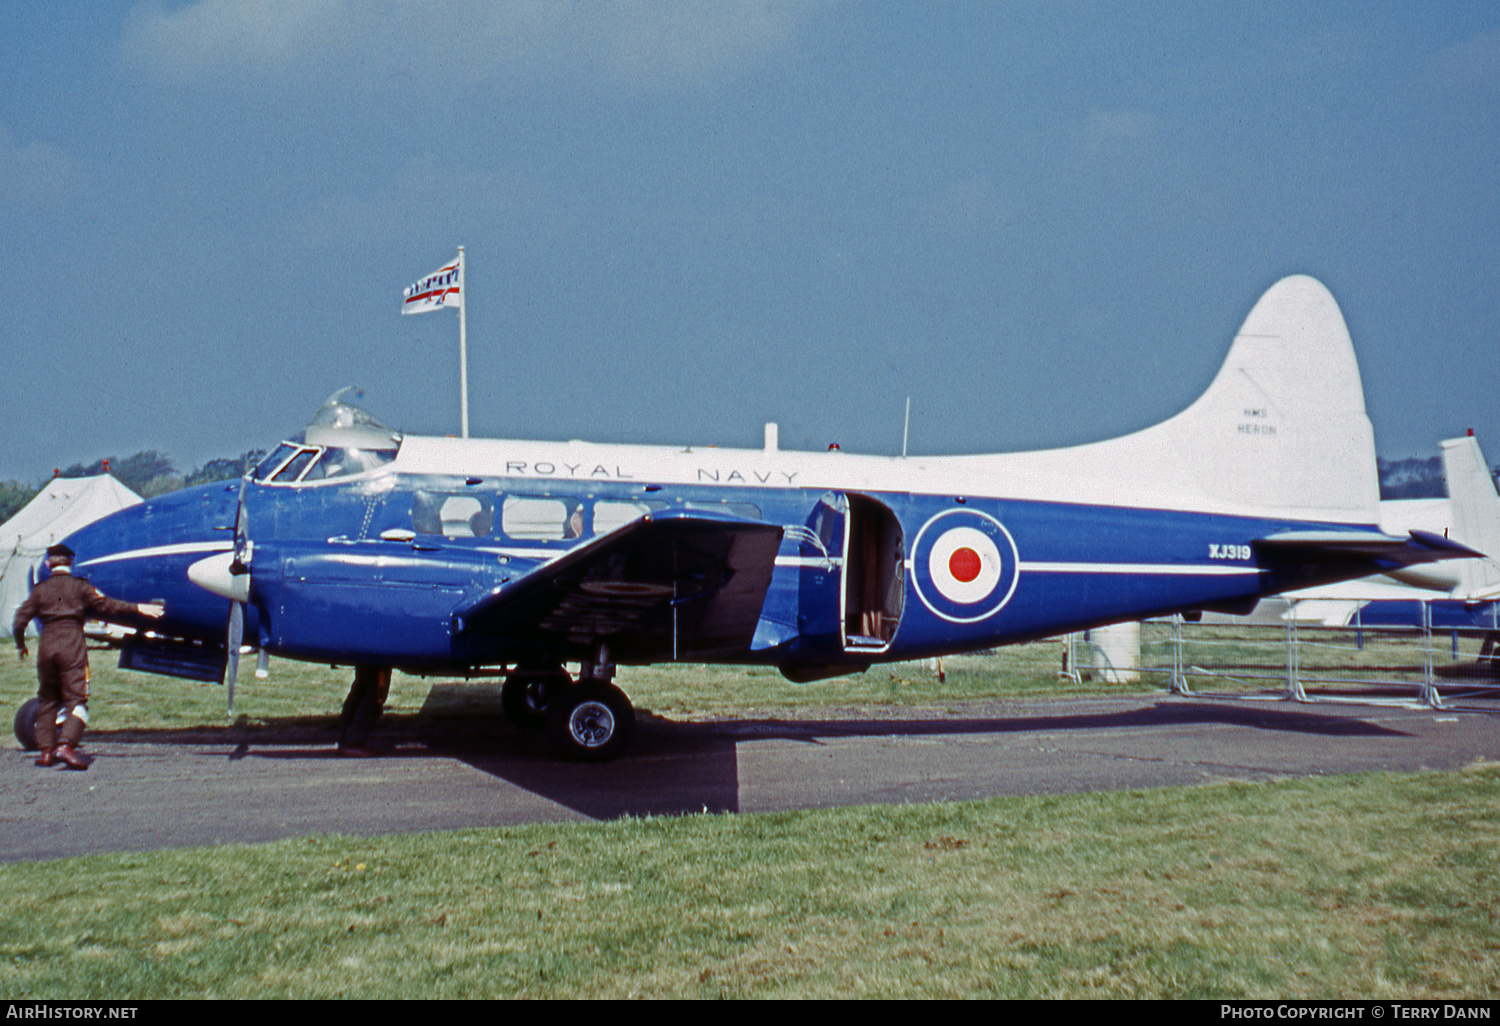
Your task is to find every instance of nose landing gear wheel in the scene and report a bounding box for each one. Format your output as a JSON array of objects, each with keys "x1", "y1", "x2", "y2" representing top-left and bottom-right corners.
[
  {"x1": 547, "y1": 683, "x2": 635, "y2": 762},
  {"x1": 14, "y1": 697, "x2": 39, "y2": 751}
]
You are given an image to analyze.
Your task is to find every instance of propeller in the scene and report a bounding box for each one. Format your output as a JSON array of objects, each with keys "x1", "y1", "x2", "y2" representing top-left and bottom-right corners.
[{"x1": 222, "y1": 465, "x2": 253, "y2": 717}]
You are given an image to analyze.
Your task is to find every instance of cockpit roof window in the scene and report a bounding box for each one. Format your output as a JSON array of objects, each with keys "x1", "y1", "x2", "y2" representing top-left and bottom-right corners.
[
  {"x1": 255, "y1": 390, "x2": 402, "y2": 485},
  {"x1": 303, "y1": 387, "x2": 401, "y2": 451}
]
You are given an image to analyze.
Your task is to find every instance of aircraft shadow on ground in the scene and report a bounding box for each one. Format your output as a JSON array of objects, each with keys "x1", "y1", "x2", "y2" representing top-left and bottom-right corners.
[{"x1": 82, "y1": 690, "x2": 1417, "y2": 822}]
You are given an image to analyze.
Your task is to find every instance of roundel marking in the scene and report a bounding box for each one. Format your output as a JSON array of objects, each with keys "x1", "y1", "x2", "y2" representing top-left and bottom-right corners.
[
  {"x1": 949, "y1": 547, "x2": 982, "y2": 583},
  {"x1": 911, "y1": 510, "x2": 1021, "y2": 624},
  {"x1": 927, "y1": 526, "x2": 1002, "y2": 604}
]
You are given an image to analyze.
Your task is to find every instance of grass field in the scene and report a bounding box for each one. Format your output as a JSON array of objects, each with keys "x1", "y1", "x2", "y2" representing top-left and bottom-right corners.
[
  {"x1": 1, "y1": 636, "x2": 1100, "y2": 739},
  {"x1": 1, "y1": 768, "x2": 1497, "y2": 999},
  {"x1": 3, "y1": 639, "x2": 1499, "y2": 998},
  {"x1": 7, "y1": 620, "x2": 1489, "y2": 737}
]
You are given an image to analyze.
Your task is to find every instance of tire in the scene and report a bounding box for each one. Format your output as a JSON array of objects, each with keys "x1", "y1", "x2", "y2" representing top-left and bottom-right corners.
[
  {"x1": 13, "y1": 697, "x2": 39, "y2": 751},
  {"x1": 546, "y1": 683, "x2": 635, "y2": 762},
  {"x1": 501, "y1": 667, "x2": 567, "y2": 729}
]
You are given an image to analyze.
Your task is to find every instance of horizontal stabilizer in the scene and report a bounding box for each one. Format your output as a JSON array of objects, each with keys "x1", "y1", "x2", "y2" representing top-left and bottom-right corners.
[
  {"x1": 454, "y1": 510, "x2": 784, "y2": 662},
  {"x1": 1255, "y1": 529, "x2": 1482, "y2": 594},
  {"x1": 1257, "y1": 528, "x2": 1481, "y2": 560},
  {"x1": 1407, "y1": 529, "x2": 1486, "y2": 559}
]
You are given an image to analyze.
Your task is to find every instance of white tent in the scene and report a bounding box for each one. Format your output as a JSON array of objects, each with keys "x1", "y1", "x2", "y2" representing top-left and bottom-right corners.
[{"x1": 0, "y1": 475, "x2": 142, "y2": 637}]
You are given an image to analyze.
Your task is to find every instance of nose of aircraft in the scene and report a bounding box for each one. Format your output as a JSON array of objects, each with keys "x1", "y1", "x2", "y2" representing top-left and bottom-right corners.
[
  {"x1": 62, "y1": 481, "x2": 242, "y2": 642},
  {"x1": 185, "y1": 551, "x2": 250, "y2": 602}
]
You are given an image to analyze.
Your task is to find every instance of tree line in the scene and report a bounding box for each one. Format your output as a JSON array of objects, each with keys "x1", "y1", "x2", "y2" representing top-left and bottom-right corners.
[
  {"x1": 1373, "y1": 455, "x2": 1500, "y2": 500},
  {"x1": 0, "y1": 449, "x2": 265, "y2": 523}
]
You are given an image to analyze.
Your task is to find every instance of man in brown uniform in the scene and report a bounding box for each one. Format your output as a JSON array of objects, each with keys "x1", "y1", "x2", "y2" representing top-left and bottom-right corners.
[{"x1": 12, "y1": 543, "x2": 164, "y2": 769}]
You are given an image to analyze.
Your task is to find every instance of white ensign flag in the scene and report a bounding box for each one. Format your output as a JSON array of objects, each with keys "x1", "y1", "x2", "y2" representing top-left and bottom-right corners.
[
  {"x1": 402, "y1": 254, "x2": 462, "y2": 314},
  {"x1": 401, "y1": 247, "x2": 471, "y2": 437}
]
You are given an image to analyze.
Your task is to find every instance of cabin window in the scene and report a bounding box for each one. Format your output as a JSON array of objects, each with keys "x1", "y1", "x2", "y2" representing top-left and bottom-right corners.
[
  {"x1": 502, "y1": 495, "x2": 585, "y2": 541},
  {"x1": 412, "y1": 492, "x2": 495, "y2": 538},
  {"x1": 593, "y1": 499, "x2": 669, "y2": 535},
  {"x1": 683, "y1": 500, "x2": 762, "y2": 520}
]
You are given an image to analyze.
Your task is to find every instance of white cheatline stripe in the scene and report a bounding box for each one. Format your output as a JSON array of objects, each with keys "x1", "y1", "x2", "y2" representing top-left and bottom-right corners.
[
  {"x1": 476, "y1": 546, "x2": 565, "y2": 563},
  {"x1": 76, "y1": 540, "x2": 233, "y2": 567},
  {"x1": 1018, "y1": 561, "x2": 1262, "y2": 576}
]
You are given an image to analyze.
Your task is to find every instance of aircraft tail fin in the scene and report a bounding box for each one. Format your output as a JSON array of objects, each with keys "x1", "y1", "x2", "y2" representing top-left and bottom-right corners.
[
  {"x1": 1150, "y1": 274, "x2": 1379, "y2": 519},
  {"x1": 1440, "y1": 434, "x2": 1500, "y2": 599},
  {"x1": 1015, "y1": 275, "x2": 1381, "y2": 522}
]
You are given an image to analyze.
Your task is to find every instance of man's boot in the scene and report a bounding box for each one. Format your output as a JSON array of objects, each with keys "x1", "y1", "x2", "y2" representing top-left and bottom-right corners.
[
  {"x1": 52, "y1": 744, "x2": 90, "y2": 770},
  {"x1": 33, "y1": 747, "x2": 55, "y2": 768}
]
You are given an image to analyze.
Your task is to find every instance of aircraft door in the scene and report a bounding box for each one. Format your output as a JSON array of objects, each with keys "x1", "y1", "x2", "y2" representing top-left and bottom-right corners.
[
  {"x1": 793, "y1": 492, "x2": 847, "y2": 644},
  {"x1": 842, "y1": 494, "x2": 905, "y2": 653}
]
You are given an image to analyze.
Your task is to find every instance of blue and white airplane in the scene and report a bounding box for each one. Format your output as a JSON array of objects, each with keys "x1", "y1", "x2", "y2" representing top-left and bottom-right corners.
[{"x1": 40, "y1": 275, "x2": 1477, "y2": 759}]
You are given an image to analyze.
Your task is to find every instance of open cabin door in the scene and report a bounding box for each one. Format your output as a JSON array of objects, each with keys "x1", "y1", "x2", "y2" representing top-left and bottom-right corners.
[{"x1": 842, "y1": 494, "x2": 904, "y2": 653}]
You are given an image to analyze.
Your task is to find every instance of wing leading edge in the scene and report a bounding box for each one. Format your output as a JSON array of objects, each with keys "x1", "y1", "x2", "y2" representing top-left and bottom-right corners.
[{"x1": 453, "y1": 510, "x2": 784, "y2": 663}]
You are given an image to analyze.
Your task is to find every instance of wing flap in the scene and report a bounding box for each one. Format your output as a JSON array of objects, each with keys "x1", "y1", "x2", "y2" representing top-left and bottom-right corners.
[{"x1": 455, "y1": 510, "x2": 784, "y2": 662}]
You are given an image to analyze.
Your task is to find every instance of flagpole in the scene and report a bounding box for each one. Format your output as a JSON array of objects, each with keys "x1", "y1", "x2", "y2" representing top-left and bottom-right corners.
[{"x1": 458, "y1": 246, "x2": 468, "y2": 438}]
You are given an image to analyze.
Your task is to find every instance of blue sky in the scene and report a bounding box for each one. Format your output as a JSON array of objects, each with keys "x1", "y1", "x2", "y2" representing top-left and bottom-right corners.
[{"x1": 3, "y1": 1, "x2": 1498, "y2": 482}]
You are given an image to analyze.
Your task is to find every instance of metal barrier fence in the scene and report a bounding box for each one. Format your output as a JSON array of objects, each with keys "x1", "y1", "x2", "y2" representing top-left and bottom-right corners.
[{"x1": 1056, "y1": 603, "x2": 1500, "y2": 709}]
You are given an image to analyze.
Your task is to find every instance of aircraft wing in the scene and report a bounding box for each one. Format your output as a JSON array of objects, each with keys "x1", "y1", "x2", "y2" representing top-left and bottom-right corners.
[{"x1": 453, "y1": 509, "x2": 785, "y2": 663}]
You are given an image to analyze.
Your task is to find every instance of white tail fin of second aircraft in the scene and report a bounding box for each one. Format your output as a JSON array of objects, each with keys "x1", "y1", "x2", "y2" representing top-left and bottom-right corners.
[
  {"x1": 980, "y1": 274, "x2": 1382, "y2": 523},
  {"x1": 1440, "y1": 434, "x2": 1500, "y2": 599}
]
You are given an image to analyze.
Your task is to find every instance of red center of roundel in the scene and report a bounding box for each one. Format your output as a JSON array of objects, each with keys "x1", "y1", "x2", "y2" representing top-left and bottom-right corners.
[{"x1": 948, "y1": 547, "x2": 983, "y2": 583}]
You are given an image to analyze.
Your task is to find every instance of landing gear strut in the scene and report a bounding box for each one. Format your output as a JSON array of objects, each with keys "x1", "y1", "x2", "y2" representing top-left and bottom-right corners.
[{"x1": 525, "y1": 644, "x2": 636, "y2": 761}]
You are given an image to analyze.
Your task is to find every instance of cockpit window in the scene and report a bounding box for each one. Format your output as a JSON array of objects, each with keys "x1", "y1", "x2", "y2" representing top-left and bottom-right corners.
[
  {"x1": 254, "y1": 443, "x2": 301, "y2": 481},
  {"x1": 301, "y1": 447, "x2": 395, "y2": 482},
  {"x1": 273, "y1": 448, "x2": 319, "y2": 482},
  {"x1": 255, "y1": 442, "x2": 396, "y2": 485},
  {"x1": 256, "y1": 389, "x2": 403, "y2": 485}
]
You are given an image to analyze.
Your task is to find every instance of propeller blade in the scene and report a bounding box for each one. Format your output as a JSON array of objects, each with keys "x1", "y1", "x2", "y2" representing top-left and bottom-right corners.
[
  {"x1": 225, "y1": 598, "x2": 243, "y2": 717},
  {"x1": 224, "y1": 458, "x2": 252, "y2": 718},
  {"x1": 230, "y1": 471, "x2": 250, "y2": 572}
]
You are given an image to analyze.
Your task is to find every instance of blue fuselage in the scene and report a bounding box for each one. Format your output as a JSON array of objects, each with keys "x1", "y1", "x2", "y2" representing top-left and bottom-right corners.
[{"x1": 61, "y1": 464, "x2": 1366, "y2": 677}]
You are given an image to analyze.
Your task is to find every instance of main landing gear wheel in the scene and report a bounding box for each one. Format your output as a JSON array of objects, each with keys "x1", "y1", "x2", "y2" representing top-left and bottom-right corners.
[
  {"x1": 14, "y1": 697, "x2": 40, "y2": 751},
  {"x1": 547, "y1": 683, "x2": 635, "y2": 762},
  {"x1": 502, "y1": 666, "x2": 568, "y2": 729}
]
